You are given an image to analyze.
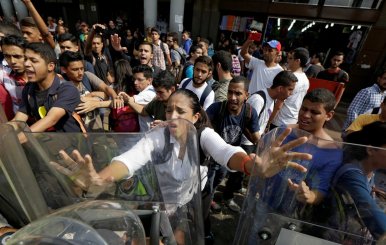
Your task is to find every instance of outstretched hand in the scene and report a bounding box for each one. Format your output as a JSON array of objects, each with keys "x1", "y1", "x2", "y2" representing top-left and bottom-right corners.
[
  {"x1": 50, "y1": 150, "x2": 114, "y2": 197},
  {"x1": 111, "y1": 34, "x2": 127, "y2": 52},
  {"x1": 254, "y1": 128, "x2": 312, "y2": 178}
]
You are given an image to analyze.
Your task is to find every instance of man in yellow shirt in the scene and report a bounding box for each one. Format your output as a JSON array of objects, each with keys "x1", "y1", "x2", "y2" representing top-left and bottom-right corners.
[{"x1": 345, "y1": 97, "x2": 386, "y2": 135}]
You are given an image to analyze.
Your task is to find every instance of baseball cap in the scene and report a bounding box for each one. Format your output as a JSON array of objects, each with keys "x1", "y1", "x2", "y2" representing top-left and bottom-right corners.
[{"x1": 264, "y1": 40, "x2": 281, "y2": 52}]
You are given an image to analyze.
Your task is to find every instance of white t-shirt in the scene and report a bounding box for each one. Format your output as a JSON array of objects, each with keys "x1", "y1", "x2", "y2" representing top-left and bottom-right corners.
[
  {"x1": 134, "y1": 85, "x2": 156, "y2": 132},
  {"x1": 241, "y1": 89, "x2": 275, "y2": 145},
  {"x1": 112, "y1": 126, "x2": 244, "y2": 206},
  {"x1": 272, "y1": 71, "x2": 309, "y2": 126},
  {"x1": 179, "y1": 78, "x2": 215, "y2": 110},
  {"x1": 246, "y1": 57, "x2": 283, "y2": 94}
]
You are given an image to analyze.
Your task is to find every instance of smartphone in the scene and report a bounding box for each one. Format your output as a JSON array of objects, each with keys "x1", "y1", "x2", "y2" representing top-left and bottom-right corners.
[{"x1": 248, "y1": 31, "x2": 262, "y2": 42}]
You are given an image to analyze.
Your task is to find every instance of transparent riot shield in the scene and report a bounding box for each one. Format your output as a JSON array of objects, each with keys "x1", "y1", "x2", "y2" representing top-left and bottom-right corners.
[
  {"x1": 0, "y1": 119, "x2": 204, "y2": 245},
  {"x1": 234, "y1": 127, "x2": 386, "y2": 245}
]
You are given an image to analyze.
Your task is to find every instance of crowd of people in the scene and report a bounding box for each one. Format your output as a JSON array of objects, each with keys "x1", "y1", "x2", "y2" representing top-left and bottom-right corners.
[{"x1": 0, "y1": 1, "x2": 385, "y2": 244}]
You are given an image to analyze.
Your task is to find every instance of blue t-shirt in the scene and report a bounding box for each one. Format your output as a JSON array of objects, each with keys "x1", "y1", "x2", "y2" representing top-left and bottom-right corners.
[
  {"x1": 264, "y1": 132, "x2": 343, "y2": 210},
  {"x1": 206, "y1": 102, "x2": 260, "y2": 146}
]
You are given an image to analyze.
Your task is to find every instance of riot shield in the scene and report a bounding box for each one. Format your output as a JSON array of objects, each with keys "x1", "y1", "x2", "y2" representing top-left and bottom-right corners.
[
  {"x1": 1, "y1": 119, "x2": 204, "y2": 245},
  {"x1": 234, "y1": 127, "x2": 386, "y2": 245}
]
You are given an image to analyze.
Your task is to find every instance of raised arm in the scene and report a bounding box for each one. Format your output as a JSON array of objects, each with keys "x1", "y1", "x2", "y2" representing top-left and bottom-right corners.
[
  {"x1": 22, "y1": 0, "x2": 55, "y2": 49},
  {"x1": 240, "y1": 39, "x2": 254, "y2": 65}
]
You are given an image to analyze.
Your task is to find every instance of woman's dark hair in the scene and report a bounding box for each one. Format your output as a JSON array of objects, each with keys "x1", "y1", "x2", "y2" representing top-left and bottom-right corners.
[
  {"x1": 188, "y1": 45, "x2": 202, "y2": 57},
  {"x1": 170, "y1": 89, "x2": 212, "y2": 129},
  {"x1": 114, "y1": 59, "x2": 133, "y2": 94},
  {"x1": 346, "y1": 121, "x2": 386, "y2": 147},
  {"x1": 344, "y1": 121, "x2": 386, "y2": 161}
]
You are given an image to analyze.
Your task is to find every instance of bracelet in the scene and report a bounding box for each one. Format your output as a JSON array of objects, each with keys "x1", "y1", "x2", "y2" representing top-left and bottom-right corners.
[{"x1": 240, "y1": 155, "x2": 251, "y2": 176}]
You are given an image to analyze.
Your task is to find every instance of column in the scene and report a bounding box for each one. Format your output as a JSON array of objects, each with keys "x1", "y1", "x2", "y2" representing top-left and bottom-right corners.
[
  {"x1": 144, "y1": 0, "x2": 157, "y2": 29},
  {"x1": 12, "y1": 0, "x2": 28, "y2": 21},
  {"x1": 169, "y1": 0, "x2": 185, "y2": 34},
  {"x1": 0, "y1": 0, "x2": 15, "y2": 21},
  {"x1": 191, "y1": 0, "x2": 202, "y2": 37}
]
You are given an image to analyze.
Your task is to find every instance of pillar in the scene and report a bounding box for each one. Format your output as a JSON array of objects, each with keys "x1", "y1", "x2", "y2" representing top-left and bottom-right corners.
[
  {"x1": 144, "y1": 0, "x2": 157, "y2": 30},
  {"x1": 12, "y1": 0, "x2": 28, "y2": 21},
  {"x1": 169, "y1": 0, "x2": 185, "y2": 34},
  {"x1": 0, "y1": 0, "x2": 15, "y2": 21}
]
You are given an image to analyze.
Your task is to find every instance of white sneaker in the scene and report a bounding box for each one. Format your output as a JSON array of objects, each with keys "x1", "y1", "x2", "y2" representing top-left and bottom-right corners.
[{"x1": 225, "y1": 199, "x2": 241, "y2": 212}]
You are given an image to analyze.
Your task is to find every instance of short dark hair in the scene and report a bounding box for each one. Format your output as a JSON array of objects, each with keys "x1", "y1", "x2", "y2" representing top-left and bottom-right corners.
[
  {"x1": 132, "y1": 65, "x2": 153, "y2": 79},
  {"x1": 182, "y1": 30, "x2": 191, "y2": 36},
  {"x1": 194, "y1": 55, "x2": 213, "y2": 71},
  {"x1": 314, "y1": 52, "x2": 325, "y2": 64},
  {"x1": 139, "y1": 41, "x2": 153, "y2": 53},
  {"x1": 345, "y1": 121, "x2": 386, "y2": 161},
  {"x1": 20, "y1": 17, "x2": 36, "y2": 28},
  {"x1": 59, "y1": 51, "x2": 83, "y2": 67},
  {"x1": 271, "y1": 70, "x2": 298, "y2": 89},
  {"x1": 199, "y1": 38, "x2": 209, "y2": 46},
  {"x1": 377, "y1": 69, "x2": 386, "y2": 78},
  {"x1": 1, "y1": 35, "x2": 26, "y2": 49},
  {"x1": 291, "y1": 47, "x2": 309, "y2": 68},
  {"x1": 151, "y1": 27, "x2": 160, "y2": 34},
  {"x1": 167, "y1": 32, "x2": 179, "y2": 43},
  {"x1": 212, "y1": 50, "x2": 232, "y2": 72},
  {"x1": 229, "y1": 76, "x2": 250, "y2": 92},
  {"x1": 303, "y1": 88, "x2": 336, "y2": 112},
  {"x1": 57, "y1": 33, "x2": 78, "y2": 45},
  {"x1": 0, "y1": 22, "x2": 22, "y2": 37},
  {"x1": 188, "y1": 45, "x2": 201, "y2": 56},
  {"x1": 332, "y1": 51, "x2": 345, "y2": 58},
  {"x1": 153, "y1": 70, "x2": 176, "y2": 90},
  {"x1": 26, "y1": 42, "x2": 56, "y2": 64}
]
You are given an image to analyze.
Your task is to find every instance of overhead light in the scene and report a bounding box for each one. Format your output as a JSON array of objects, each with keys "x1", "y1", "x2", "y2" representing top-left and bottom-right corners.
[
  {"x1": 351, "y1": 26, "x2": 354, "y2": 30},
  {"x1": 312, "y1": 21, "x2": 315, "y2": 25},
  {"x1": 278, "y1": 18, "x2": 281, "y2": 27},
  {"x1": 357, "y1": 25, "x2": 362, "y2": 29},
  {"x1": 325, "y1": 24, "x2": 329, "y2": 29},
  {"x1": 331, "y1": 23, "x2": 334, "y2": 27}
]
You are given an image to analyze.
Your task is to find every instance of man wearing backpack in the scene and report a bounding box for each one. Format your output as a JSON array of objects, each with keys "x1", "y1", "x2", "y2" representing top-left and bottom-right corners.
[
  {"x1": 211, "y1": 50, "x2": 234, "y2": 102},
  {"x1": 59, "y1": 51, "x2": 123, "y2": 131},
  {"x1": 166, "y1": 32, "x2": 186, "y2": 78},
  {"x1": 244, "y1": 70, "x2": 298, "y2": 139},
  {"x1": 179, "y1": 56, "x2": 215, "y2": 110},
  {"x1": 166, "y1": 32, "x2": 186, "y2": 67},
  {"x1": 150, "y1": 27, "x2": 172, "y2": 71},
  {"x1": 206, "y1": 76, "x2": 260, "y2": 212}
]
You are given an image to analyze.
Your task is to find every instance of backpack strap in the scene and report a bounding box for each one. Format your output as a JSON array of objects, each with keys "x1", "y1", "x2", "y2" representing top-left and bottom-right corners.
[
  {"x1": 180, "y1": 78, "x2": 192, "y2": 89},
  {"x1": 174, "y1": 48, "x2": 186, "y2": 65},
  {"x1": 213, "y1": 101, "x2": 228, "y2": 134},
  {"x1": 243, "y1": 102, "x2": 253, "y2": 129},
  {"x1": 253, "y1": 90, "x2": 267, "y2": 118},
  {"x1": 82, "y1": 72, "x2": 94, "y2": 92},
  {"x1": 160, "y1": 41, "x2": 168, "y2": 64},
  {"x1": 199, "y1": 84, "x2": 212, "y2": 107}
]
